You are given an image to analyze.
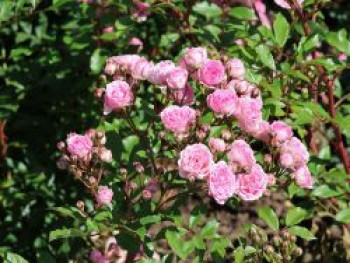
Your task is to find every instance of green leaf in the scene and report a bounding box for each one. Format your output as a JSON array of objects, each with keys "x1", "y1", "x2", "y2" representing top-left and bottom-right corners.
[
  {"x1": 49, "y1": 228, "x2": 85, "y2": 242},
  {"x1": 326, "y1": 29, "x2": 350, "y2": 55},
  {"x1": 233, "y1": 246, "x2": 245, "y2": 263},
  {"x1": 200, "y1": 220, "x2": 219, "y2": 239},
  {"x1": 256, "y1": 44, "x2": 276, "y2": 70},
  {"x1": 140, "y1": 215, "x2": 161, "y2": 225},
  {"x1": 165, "y1": 231, "x2": 193, "y2": 259},
  {"x1": 286, "y1": 207, "x2": 308, "y2": 226},
  {"x1": 336, "y1": 208, "x2": 350, "y2": 223},
  {"x1": 90, "y1": 49, "x2": 105, "y2": 74},
  {"x1": 289, "y1": 226, "x2": 316, "y2": 241},
  {"x1": 5, "y1": 252, "x2": 29, "y2": 263},
  {"x1": 210, "y1": 237, "x2": 230, "y2": 258},
  {"x1": 312, "y1": 185, "x2": 340, "y2": 198},
  {"x1": 273, "y1": 13, "x2": 290, "y2": 47},
  {"x1": 229, "y1": 7, "x2": 257, "y2": 20},
  {"x1": 258, "y1": 206, "x2": 279, "y2": 231},
  {"x1": 192, "y1": 2, "x2": 222, "y2": 19}
]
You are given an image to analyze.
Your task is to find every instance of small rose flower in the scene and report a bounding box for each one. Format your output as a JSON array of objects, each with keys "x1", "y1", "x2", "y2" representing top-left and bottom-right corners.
[
  {"x1": 129, "y1": 37, "x2": 143, "y2": 47},
  {"x1": 198, "y1": 60, "x2": 226, "y2": 87},
  {"x1": 103, "y1": 80, "x2": 134, "y2": 114},
  {"x1": 209, "y1": 161, "x2": 237, "y2": 205},
  {"x1": 148, "y1": 60, "x2": 176, "y2": 85},
  {"x1": 206, "y1": 89, "x2": 238, "y2": 116},
  {"x1": 237, "y1": 164, "x2": 268, "y2": 201},
  {"x1": 166, "y1": 66, "x2": 189, "y2": 90},
  {"x1": 160, "y1": 105, "x2": 196, "y2": 134},
  {"x1": 183, "y1": 47, "x2": 208, "y2": 69},
  {"x1": 270, "y1": 121, "x2": 293, "y2": 144},
  {"x1": 178, "y1": 143, "x2": 214, "y2": 180},
  {"x1": 292, "y1": 165, "x2": 314, "y2": 189},
  {"x1": 96, "y1": 186, "x2": 113, "y2": 205},
  {"x1": 226, "y1": 58, "x2": 245, "y2": 79},
  {"x1": 236, "y1": 97, "x2": 263, "y2": 121},
  {"x1": 172, "y1": 84, "x2": 195, "y2": 105},
  {"x1": 280, "y1": 137, "x2": 309, "y2": 170},
  {"x1": 131, "y1": 58, "x2": 154, "y2": 80},
  {"x1": 100, "y1": 148, "x2": 113, "y2": 163},
  {"x1": 339, "y1": 52, "x2": 347, "y2": 61},
  {"x1": 227, "y1": 139, "x2": 256, "y2": 172},
  {"x1": 104, "y1": 55, "x2": 141, "y2": 76},
  {"x1": 66, "y1": 133, "x2": 93, "y2": 159},
  {"x1": 209, "y1": 138, "x2": 226, "y2": 153},
  {"x1": 274, "y1": 0, "x2": 304, "y2": 9}
]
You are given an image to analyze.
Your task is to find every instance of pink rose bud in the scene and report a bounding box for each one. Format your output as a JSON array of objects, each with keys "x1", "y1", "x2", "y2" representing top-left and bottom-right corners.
[
  {"x1": 102, "y1": 26, "x2": 114, "y2": 33},
  {"x1": 147, "y1": 60, "x2": 176, "y2": 85},
  {"x1": 166, "y1": 66, "x2": 188, "y2": 90},
  {"x1": 274, "y1": 0, "x2": 304, "y2": 9},
  {"x1": 227, "y1": 139, "x2": 256, "y2": 172},
  {"x1": 56, "y1": 141, "x2": 65, "y2": 151},
  {"x1": 178, "y1": 143, "x2": 214, "y2": 180},
  {"x1": 66, "y1": 133, "x2": 93, "y2": 159},
  {"x1": 133, "y1": 2, "x2": 151, "y2": 22},
  {"x1": 226, "y1": 58, "x2": 245, "y2": 80},
  {"x1": 207, "y1": 89, "x2": 239, "y2": 116},
  {"x1": 198, "y1": 60, "x2": 226, "y2": 87},
  {"x1": 160, "y1": 105, "x2": 196, "y2": 134},
  {"x1": 100, "y1": 148, "x2": 113, "y2": 163},
  {"x1": 208, "y1": 161, "x2": 238, "y2": 205},
  {"x1": 142, "y1": 189, "x2": 152, "y2": 200},
  {"x1": 235, "y1": 39, "x2": 245, "y2": 46},
  {"x1": 270, "y1": 121, "x2": 293, "y2": 144},
  {"x1": 172, "y1": 84, "x2": 195, "y2": 105},
  {"x1": 280, "y1": 137, "x2": 309, "y2": 170},
  {"x1": 237, "y1": 164, "x2": 269, "y2": 201},
  {"x1": 103, "y1": 80, "x2": 134, "y2": 114},
  {"x1": 254, "y1": 0, "x2": 271, "y2": 28},
  {"x1": 131, "y1": 58, "x2": 154, "y2": 80},
  {"x1": 267, "y1": 173, "x2": 276, "y2": 186},
  {"x1": 183, "y1": 47, "x2": 208, "y2": 69},
  {"x1": 94, "y1": 88, "x2": 104, "y2": 99},
  {"x1": 56, "y1": 156, "x2": 69, "y2": 170},
  {"x1": 292, "y1": 165, "x2": 314, "y2": 189},
  {"x1": 209, "y1": 138, "x2": 226, "y2": 153},
  {"x1": 338, "y1": 52, "x2": 347, "y2": 61},
  {"x1": 264, "y1": 154, "x2": 272, "y2": 164},
  {"x1": 221, "y1": 129, "x2": 232, "y2": 141},
  {"x1": 96, "y1": 186, "x2": 113, "y2": 205},
  {"x1": 145, "y1": 179, "x2": 158, "y2": 194},
  {"x1": 129, "y1": 37, "x2": 143, "y2": 47}
]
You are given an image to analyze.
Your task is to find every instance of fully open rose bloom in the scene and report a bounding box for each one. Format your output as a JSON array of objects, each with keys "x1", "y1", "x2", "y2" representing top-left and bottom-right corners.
[
  {"x1": 209, "y1": 161, "x2": 237, "y2": 205},
  {"x1": 237, "y1": 164, "x2": 268, "y2": 201},
  {"x1": 166, "y1": 66, "x2": 188, "y2": 90},
  {"x1": 178, "y1": 144, "x2": 213, "y2": 180},
  {"x1": 104, "y1": 80, "x2": 134, "y2": 114},
  {"x1": 148, "y1": 60, "x2": 175, "y2": 85},
  {"x1": 280, "y1": 137, "x2": 309, "y2": 170},
  {"x1": 270, "y1": 121, "x2": 293, "y2": 144},
  {"x1": 160, "y1": 105, "x2": 196, "y2": 134},
  {"x1": 183, "y1": 47, "x2": 207, "y2": 69},
  {"x1": 226, "y1": 58, "x2": 245, "y2": 79},
  {"x1": 293, "y1": 165, "x2": 314, "y2": 189},
  {"x1": 274, "y1": 0, "x2": 304, "y2": 9},
  {"x1": 131, "y1": 58, "x2": 153, "y2": 80},
  {"x1": 198, "y1": 60, "x2": 226, "y2": 87},
  {"x1": 66, "y1": 133, "x2": 93, "y2": 159},
  {"x1": 96, "y1": 186, "x2": 114, "y2": 205},
  {"x1": 227, "y1": 139, "x2": 256, "y2": 171},
  {"x1": 207, "y1": 89, "x2": 238, "y2": 116}
]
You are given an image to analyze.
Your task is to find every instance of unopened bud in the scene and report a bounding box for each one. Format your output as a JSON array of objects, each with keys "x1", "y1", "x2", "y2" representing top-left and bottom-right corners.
[
  {"x1": 221, "y1": 129, "x2": 232, "y2": 140},
  {"x1": 89, "y1": 177, "x2": 97, "y2": 186},
  {"x1": 119, "y1": 168, "x2": 127, "y2": 176},
  {"x1": 94, "y1": 88, "x2": 104, "y2": 99},
  {"x1": 251, "y1": 87, "x2": 260, "y2": 98},
  {"x1": 56, "y1": 156, "x2": 69, "y2": 170},
  {"x1": 295, "y1": 247, "x2": 303, "y2": 256},
  {"x1": 133, "y1": 162, "x2": 145, "y2": 173},
  {"x1": 57, "y1": 141, "x2": 66, "y2": 151},
  {"x1": 142, "y1": 189, "x2": 152, "y2": 200},
  {"x1": 201, "y1": 123, "x2": 211, "y2": 133},
  {"x1": 196, "y1": 130, "x2": 206, "y2": 141},
  {"x1": 76, "y1": 200, "x2": 85, "y2": 210},
  {"x1": 282, "y1": 230, "x2": 291, "y2": 240},
  {"x1": 96, "y1": 131, "x2": 106, "y2": 144},
  {"x1": 159, "y1": 131, "x2": 167, "y2": 140},
  {"x1": 264, "y1": 245, "x2": 275, "y2": 254},
  {"x1": 235, "y1": 81, "x2": 249, "y2": 95},
  {"x1": 264, "y1": 154, "x2": 272, "y2": 164}
]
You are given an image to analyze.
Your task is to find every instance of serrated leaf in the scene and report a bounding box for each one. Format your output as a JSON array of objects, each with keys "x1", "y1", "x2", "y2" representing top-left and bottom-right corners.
[
  {"x1": 192, "y1": 2, "x2": 222, "y2": 19},
  {"x1": 286, "y1": 207, "x2": 308, "y2": 226},
  {"x1": 229, "y1": 7, "x2": 257, "y2": 20},
  {"x1": 49, "y1": 228, "x2": 85, "y2": 242},
  {"x1": 256, "y1": 44, "x2": 276, "y2": 70},
  {"x1": 273, "y1": 13, "x2": 290, "y2": 47},
  {"x1": 258, "y1": 206, "x2": 279, "y2": 231},
  {"x1": 289, "y1": 226, "x2": 316, "y2": 241},
  {"x1": 200, "y1": 220, "x2": 219, "y2": 238},
  {"x1": 312, "y1": 185, "x2": 340, "y2": 198}
]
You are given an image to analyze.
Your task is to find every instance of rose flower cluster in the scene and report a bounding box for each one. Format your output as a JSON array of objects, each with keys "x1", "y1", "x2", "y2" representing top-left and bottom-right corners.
[{"x1": 99, "y1": 46, "x2": 314, "y2": 205}]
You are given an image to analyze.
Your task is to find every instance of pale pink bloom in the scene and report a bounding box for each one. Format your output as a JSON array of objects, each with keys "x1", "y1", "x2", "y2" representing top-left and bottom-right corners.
[
  {"x1": 237, "y1": 164, "x2": 268, "y2": 201},
  {"x1": 166, "y1": 66, "x2": 189, "y2": 90},
  {"x1": 206, "y1": 89, "x2": 238, "y2": 116},
  {"x1": 267, "y1": 173, "x2": 276, "y2": 186},
  {"x1": 227, "y1": 139, "x2": 256, "y2": 171},
  {"x1": 183, "y1": 47, "x2": 208, "y2": 69},
  {"x1": 104, "y1": 55, "x2": 141, "y2": 76},
  {"x1": 96, "y1": 186, "x2": 113, "y2": 205},
  {"x1": 226, "y1": 58, "x2": 245, "y2": 80},
  {"x1": 280, "y1": 137, "x2": 309, "y2": 170},
  {"x1": 129, "y1": 37, "x2": 143, "y2": 47},
  {"x1": 198, "y1": 60, "x2": 226, "y2": 87},
  {"x1": 236, "y1": 97, "x2": 263, "y2": 124},
  {"x1": 178, "y1": 143, "x2": 214, "y2": 180},
  {"x1": 253, "y1": 120, "x2": 271, "y2": 142},
  {"x1": 172, "y1": 84, "x2": 195, "y2": 105},
  {"x1": 209, "y1": 161, "x2": 237, "y2": 205},
  {"x1": 274, "y1": 0, "x2": 304, "y2": 9},
  {"x1": 133, "y1": 2, "x2": 151, "y2": 22},
  {"x1": 293, "y1": 165, "x2": 314, "y2": 189},
  {"x1": 209, "y1": 138, "x2": 226, "y2": 152},
  {"x1": 160, "y1": 105, "x2": 196, "y2": 134},
  {"x1": 66, "y1": 133, "x2": 93, "y2": 159},
  {"x1": 131, "y1": 58, "x2": 154, "y2": 80},
  {"x1": 103, "y1": 80, "x2": 134, "y2": 114},
  {"x1": 102, "y1": 26, "x2": 114, "y2": 33},
  {"x1": 235, "y1": 39, "x2": 245, "y2": 46},
  {"x1": 254, "y1": 0, "x2": 271, "y2": 28},
  {"x1": 148, "y1": 60, "x2": 176, "y2": 85},
  {"x1": 339, "y1": 52, "x2": 347, "y2": 61},
  {"x1": 270, "y1": 121, "x2": 293, "y2": 144},
  {"x1": 100, "y1": 148, "x2": 113, "y2": 163},
  {"x1": 90, "y1": 249, "x2": 108, "y2": 263}
]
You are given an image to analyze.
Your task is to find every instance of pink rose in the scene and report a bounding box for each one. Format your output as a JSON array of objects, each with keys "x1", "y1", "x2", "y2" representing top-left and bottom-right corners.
[
  {"x1": 206, "y1": 89, "x2": 238, "y2": 116},
  {"x1": 209, "y1": 161, "x2": 237, "y2": 205},
  {"x1": 172, "y1": 84, "x2": 195, "y2": 105},
  {"x1": 237, "y1": 164, "x2": 268, "y2": 201},
  {"x1": 166, "y1": 66, "x2": 189, "y2": 90},
  {"x1": 252, "y1": 120, "x2": 271, "y2": 142},
  {"x1": 254, "y1": 0, "x2": 271, "y2": 28},
  {"x1": 102, "y1": 26, "x2": 114, "y2": 33},
  {"x1": 178, "y1": 143, "x2": 214, "y2": 180},
  {"x1": 236, "y1": 97, "x2": 263, "y2": 121},
  {"x1": 90, "y1": 249, "x2": 108, "y2": 263},
  {"x1": 293, "y1": 165, "x2": 314, "y2": 189},
  {"x1": 270, "y1": 121, "x2": 293, "y2": 144},
  {"x1": 280, "y1": 137, "x2": 309, "y2": 170},
  {"x1": 183, "y1": 47, "x2": 208, "y2": 69},
  {"x1": 274, "y1": 0, "x2": 304, "y2": 9},
  {"x1": 227, "y1": 139, "x2": 256, "y2": 172},
  {"x1": 103, "y1": 80, "x2": 134, "y2": 114},
  {"x1": 339, "y1": 52, "x2": 347, "y2": 61},
  {"x1": 66, "y1": 133, "x2": 93, "y2": 159},
  {"x1": 129, "y1": 37, "x2": 143, "y2": 47},
  {"x1": 100, "y1": 148, "x2": 113, "y2": 163},
  {"x1": 226, "y1": 58, "x2": 245, "y2": 80},
  {"x1": 209, "y1": 138, "x2": 226, "y2": 153},
  {"x1": 160, "y1": 105, "x2": 196, "y2": 134},
  {"x1": 104, "y1": 55, "x2": 141, "y2": 76},
  {"x1": 133, "y1": 2, "x2": 151, "y2": 22},
  {"x1": 148, "y1": 60, "x2": 176, "y2": 85},
  {"x1": 198, "y1": 60, "x2": 226, "y2": 87},
  {"x1": 96, "y1": 186, "x2": 113, "y2": 205},
  {"x1": 131, "y1": 58, "x2": 154, "y2": 80}
]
